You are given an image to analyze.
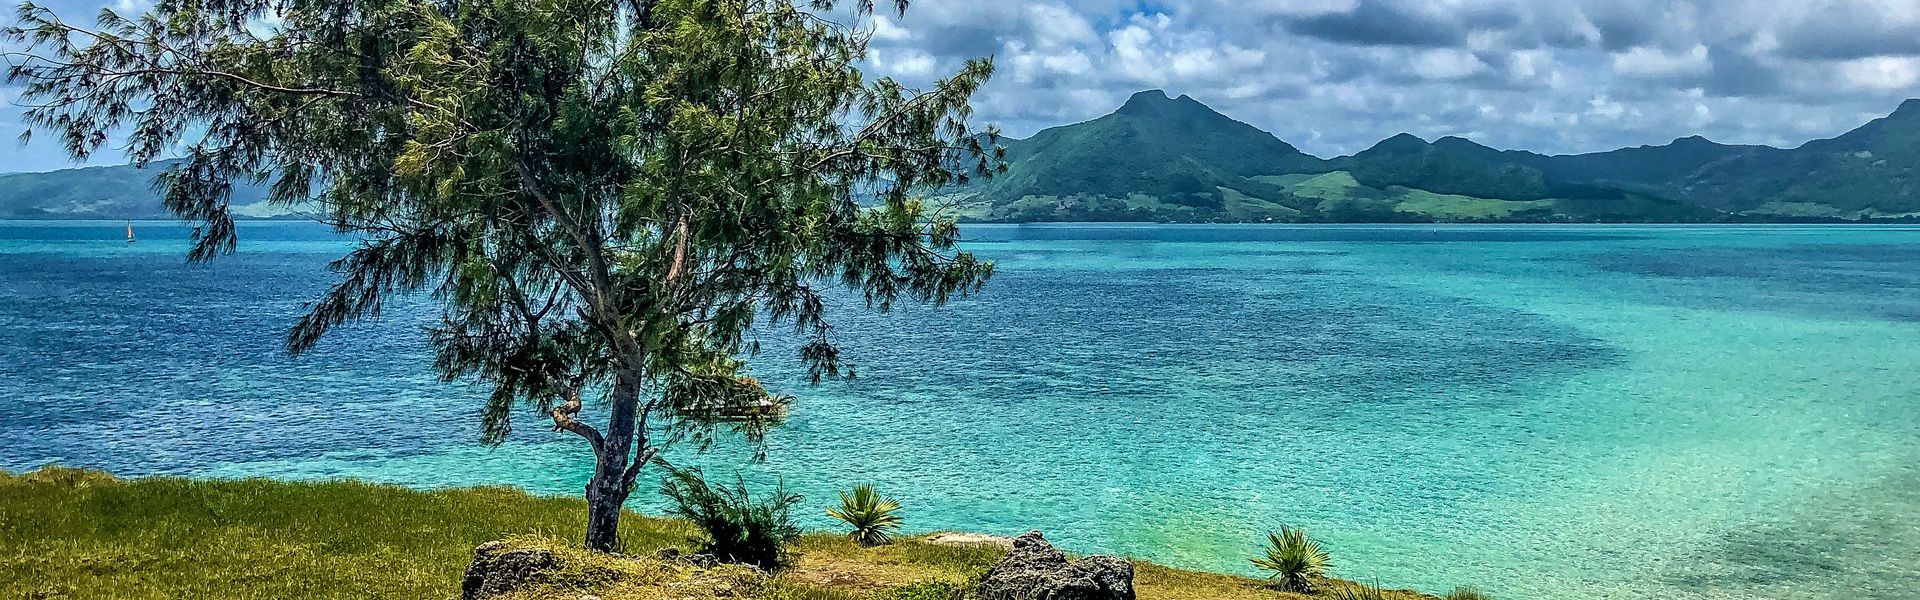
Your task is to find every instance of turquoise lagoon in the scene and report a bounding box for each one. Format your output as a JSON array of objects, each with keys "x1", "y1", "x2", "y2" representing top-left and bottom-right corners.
[{"x1": 2, "y1": 221, "x2": 1916, "y2": 599}]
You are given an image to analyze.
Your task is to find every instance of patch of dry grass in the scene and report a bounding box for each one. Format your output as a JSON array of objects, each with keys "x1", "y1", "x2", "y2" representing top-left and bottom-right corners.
[{"x1": 0, "y1": 468, "x2": 1441, "y2": 600}]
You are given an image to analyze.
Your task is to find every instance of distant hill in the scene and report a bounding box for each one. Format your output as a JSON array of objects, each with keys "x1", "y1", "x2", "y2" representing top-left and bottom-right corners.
[
  {"x1": 941, "y1": 91, "x2": 1736, "y2": 222},
  {"x1": 950, "y1": 90, "x2": 1329, "y2": 222},
  {"x1": 0, "y1": 160, "x2": 284, "y2": 220},
  {"x1": 1517, "y1": 136, "x2": 1765, "y2": 189},
  {"x1": 7, "y1": 94, "x2": 1918, "y2": 223},
  {"x1": 1666, "y1": 100, "x2": 1920, "y2": 218},
  {"x1": 936, "y1": 92, "x2": 1920, "y2": 223}
]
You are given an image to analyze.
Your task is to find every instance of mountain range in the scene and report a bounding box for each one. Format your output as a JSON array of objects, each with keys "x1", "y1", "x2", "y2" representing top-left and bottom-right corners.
[
  {"x1": 941, "y1": 90, "x2": 1920, "y2": 223},
  {"x1": 0, "y1": 159, "x2": 291, "y2": 220},
  {"x1": 3, "y1": 91, "x2": 1916, "y2": 223}
]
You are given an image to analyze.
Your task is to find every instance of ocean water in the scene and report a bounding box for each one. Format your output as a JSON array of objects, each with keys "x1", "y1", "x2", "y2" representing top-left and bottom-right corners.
[{"x1": 3, "y1": 221, "x2": 1917, "y2": 599}]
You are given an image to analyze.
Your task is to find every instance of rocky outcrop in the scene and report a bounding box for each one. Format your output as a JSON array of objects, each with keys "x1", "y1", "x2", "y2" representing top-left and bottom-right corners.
[
  {"x1": 459, "y1": 539, "x2": 765, "y2": 600},
  {"x1": 461, "y1": 541, "x2": 559, "y2": 600},
  {"x1": 924, "y1": 531, "x2": 1016, "y2": 549},
  {"x1": 974, "y1": 531, "x2": 1135, "y2": 600}
]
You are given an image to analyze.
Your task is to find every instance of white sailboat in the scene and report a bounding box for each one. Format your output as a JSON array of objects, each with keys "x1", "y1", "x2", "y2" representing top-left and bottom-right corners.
[{"x1": 125, "y1": 220, "x2": 135, "y2": 244}]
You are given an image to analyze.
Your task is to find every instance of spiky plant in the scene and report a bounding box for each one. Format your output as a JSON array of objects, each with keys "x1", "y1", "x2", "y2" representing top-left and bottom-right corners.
[
  {"x1": 1445, "y1": 586, "x2": 1492, "y2": 600},
  {"x1": 826, "y1": 484, "x2": 904, "y2": 546},
  {"x1": 660, "y1": 467, "x2": 802, "y2": 571},
  {"x1": 1331, "y1": 581, "x2": 1392, "y2": 600},
  {"x1": 1250, "y1": 526, "x2": 1331, "y2": 593}
]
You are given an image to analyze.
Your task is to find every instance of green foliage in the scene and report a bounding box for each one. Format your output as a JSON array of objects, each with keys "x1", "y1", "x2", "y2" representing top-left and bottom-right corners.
[
  {"x1": 6, "y1": 0, "x2": 1001, "y2": 550},
  {"x1": 1250, "y1": 526, "x2": 1330, "y2": 594},
  {"x1": 661, "y1": 467, "x2": 802, "y2": 571},
  {"x1": 1444, "y1": 585, "x2": 1492, "y2": 600},
  {"x1": 825, "y1": 484, "x2": 903, "y2": 546}
]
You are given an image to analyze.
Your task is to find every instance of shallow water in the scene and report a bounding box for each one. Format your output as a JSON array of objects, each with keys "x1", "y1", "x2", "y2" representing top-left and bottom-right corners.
[{"x1": 3, "y1": 221, "x2": 1917, "y2": 599}]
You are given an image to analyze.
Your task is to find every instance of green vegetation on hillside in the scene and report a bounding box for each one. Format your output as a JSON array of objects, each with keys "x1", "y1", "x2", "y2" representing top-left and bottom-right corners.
[
  {"x1": 945, "y1": 166, "x2": 1707, "y2": 224},
  {"x1": 970, "y1": 90, "x2": 1326, "y2": 208},
  {"x1": 1515, "y1": 136, "x2": 1761, "y2": 188},
  {"x1": 1675, "y1": 100, "x2": 1920, "y2": 216},
  {"x1": 1334, "y1": 135, "x2": 1553, "y2": 200},
  {"x1": 0, "y1": 468, "x2": 1441, "y2": 600},
  {"x1": 936, "y1": 92, "x2": 1919, "y2": 223}
]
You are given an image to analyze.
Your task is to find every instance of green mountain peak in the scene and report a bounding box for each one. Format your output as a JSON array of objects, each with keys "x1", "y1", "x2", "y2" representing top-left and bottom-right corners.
[
  {"x1": 1895, "y1": 98, "x2": 1920, "y2": 116},
  {"x1": 954, "y1": 90, "x2": 1324, "y2": 220},
  {"x1": 1120, "y1": 89, "x2": 1172, "y2": 107}
]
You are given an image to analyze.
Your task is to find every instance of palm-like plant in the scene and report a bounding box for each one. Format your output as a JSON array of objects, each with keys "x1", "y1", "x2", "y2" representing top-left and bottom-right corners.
[
  {"x1": 826, "y1": 484, "x2": 903, "y2": 546},
  {"x1": 1250, "y1": 526, "x2": 1331, "y2": 593}
]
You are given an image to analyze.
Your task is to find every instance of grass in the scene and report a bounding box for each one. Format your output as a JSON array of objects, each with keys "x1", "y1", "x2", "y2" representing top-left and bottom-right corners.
[
  {"x1": 1283, "y1": 171, "x2": 1369, "y2": 201},
  {"x1": 1389, "y1": 188, "x2": 1552, "y2": 220},
  {"x1": 1218, "y1": 187, "x2": 1304, "y2": 221},
  {"x1": 0, "y1": 467, "x2": 1438, "y2": 600}
]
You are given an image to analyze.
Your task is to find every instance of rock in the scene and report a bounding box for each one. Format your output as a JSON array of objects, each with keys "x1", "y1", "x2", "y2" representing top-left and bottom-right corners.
[
  {"x1": 1076, "y1": 555, "x2": 1135, "y2": 599},
  {"x1": 974, "y1": 531, "x2": 1135, "y2": 600},
  {"x1": 461, "y1": 541, "x2": 559, "y2": 600},
  {"x1": 924, "y1": 531, "x2": 1016, "y2": 549}
]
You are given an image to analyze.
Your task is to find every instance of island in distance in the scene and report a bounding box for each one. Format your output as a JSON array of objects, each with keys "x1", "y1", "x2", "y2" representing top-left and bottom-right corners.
[{"x1": 4, "y1": 89, "x2": 1918, "y2": 224}]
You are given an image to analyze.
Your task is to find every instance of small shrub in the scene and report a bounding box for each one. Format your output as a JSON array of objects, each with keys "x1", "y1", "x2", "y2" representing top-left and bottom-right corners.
[
  {"x1": 660, "y1": 467, "x2": 802, "y2": 571},
  {"x1": 825, "y1": 484, "x2": 903, "y2": 546},
  {"x1": 1445, "y1": 586, "x2": 1492, "y2": 600},
  {"x1": 1249, "y1": 526, "x2": 1330, "y2": 593}
]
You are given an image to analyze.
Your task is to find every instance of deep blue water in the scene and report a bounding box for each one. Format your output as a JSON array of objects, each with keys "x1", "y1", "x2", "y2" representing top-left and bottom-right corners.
[{"x1": 4, "y1": 221, "x2": 1918, "y2": 600}]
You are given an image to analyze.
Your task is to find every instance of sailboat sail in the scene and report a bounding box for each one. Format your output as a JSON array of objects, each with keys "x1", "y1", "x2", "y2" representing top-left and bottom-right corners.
[{"x1": 125, "y1": 221, "x2": 134, "y2": 244}]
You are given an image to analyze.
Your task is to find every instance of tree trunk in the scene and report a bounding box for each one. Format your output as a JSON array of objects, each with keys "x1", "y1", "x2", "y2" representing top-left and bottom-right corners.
[{"x1": 584, "y1": 366, "x2": 644, "y2": 552}]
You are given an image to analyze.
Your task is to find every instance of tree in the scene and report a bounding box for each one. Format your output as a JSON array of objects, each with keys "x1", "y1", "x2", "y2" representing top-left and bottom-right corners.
[{"x1": 5, "y1": 0, "x2": 1001, "y2": 552}]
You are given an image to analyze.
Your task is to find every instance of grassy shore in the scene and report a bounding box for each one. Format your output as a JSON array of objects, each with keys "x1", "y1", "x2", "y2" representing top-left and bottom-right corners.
[{"x1": 0, "y1": 467, "x2": 1438, "y2": 600}]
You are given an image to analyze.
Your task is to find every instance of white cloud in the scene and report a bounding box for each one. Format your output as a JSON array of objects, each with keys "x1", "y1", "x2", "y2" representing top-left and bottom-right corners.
[
  {"x1": 1610, "y1": 45, "x2": 1711, "y2": 78},
  {"x1": 871, "y1": 48, "x2": 938, "y2": 79},
  {"x1": 1836, "y1": 57, "x2": 1920, "y2": 91},
  {"x1": 1107, "y1": 13, "x2": 1266, "y2": 87},
  {"x1": 871, "y1": 14, "x2": 911, "y2": 42},
  {"x1": 1410, "y1": 49, "x2": 1489, "y2": 80}
]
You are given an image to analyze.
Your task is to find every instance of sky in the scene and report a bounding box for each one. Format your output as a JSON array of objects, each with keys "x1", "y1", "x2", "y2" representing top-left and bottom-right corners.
[{"x1": 4, "y1": 0, "x2": 1920, "y2": 172}]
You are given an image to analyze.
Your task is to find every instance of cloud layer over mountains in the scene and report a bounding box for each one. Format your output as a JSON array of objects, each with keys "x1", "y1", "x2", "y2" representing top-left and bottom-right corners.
[
  {"x1": 2, "y1": 0, "x2": 1916, "y2": 172},
  {"x1": 860, "y1": 0, "x2": 1920, "y2": 156}
]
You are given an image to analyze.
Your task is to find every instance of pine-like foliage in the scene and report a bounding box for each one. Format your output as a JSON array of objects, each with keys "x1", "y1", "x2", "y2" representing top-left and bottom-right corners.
[
  {"x1": 6, "y1": 0, "x2": 1001, "y2": 551},
  {"x1": 1250, "y1": 526, "x2": 1331, "y2": 594},
  {"x1": 660, "y1": 467, "x2": 802, "y2": 571},
  {"x1": 825, "y1": 483, "x2": 902, "y2": 546}
]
